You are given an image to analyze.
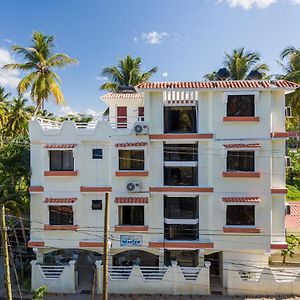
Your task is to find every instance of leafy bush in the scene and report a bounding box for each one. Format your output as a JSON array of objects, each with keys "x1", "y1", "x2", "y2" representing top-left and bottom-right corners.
[
  {"x1": 32, "y1": 286, "x2": 46, "y2": 300},
  {"x1": 287, "y1": 185, "x2": 300, "y2": 201}
]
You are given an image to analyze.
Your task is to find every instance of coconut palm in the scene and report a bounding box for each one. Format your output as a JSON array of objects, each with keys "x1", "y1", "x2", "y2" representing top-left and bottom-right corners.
[
  {"x1": 2, "y1": 32, "x2": 77, "y2": 116},
  {"x1": 5, "y1": 97, "x2": 34, "y2": 139},
  {"x1": 204, "y1": 48, "x2": 269, "y2": 80},
  {"x1": 100, "y1": 55, "x2": 158, "y2": 91},
  {"x1": 278, "y1": 46, "x2": 300, "y2": 129},
  {"x1": 0, "y1": 86, "x2": 11, "y2": 128}
]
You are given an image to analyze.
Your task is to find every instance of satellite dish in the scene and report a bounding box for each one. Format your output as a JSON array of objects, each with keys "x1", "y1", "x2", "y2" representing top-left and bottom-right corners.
[
  {"x1": 247, "y1": 70, "x2": 263, "y2": 80},
  {"x1": 216, "y1": 68, "x2": 231, "y2": 80}
]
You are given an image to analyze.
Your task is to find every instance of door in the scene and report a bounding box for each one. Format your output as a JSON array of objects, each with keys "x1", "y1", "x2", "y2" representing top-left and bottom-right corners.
[
  {"x1": 138, "y1": 107, "x2": 144, "y2": 121},
  {"x1": 117, "y1": 106, "x2": 127, "y2": 128}
]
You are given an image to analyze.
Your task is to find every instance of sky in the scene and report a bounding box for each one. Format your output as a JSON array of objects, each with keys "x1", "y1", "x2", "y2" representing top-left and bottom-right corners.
[{"x1": 1, "y1": 0, "x2": 300, "y2": 115}]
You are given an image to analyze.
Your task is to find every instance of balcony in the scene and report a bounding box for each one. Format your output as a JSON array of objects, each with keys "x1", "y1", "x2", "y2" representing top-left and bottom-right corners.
[{"x1": 164, "y1": 224, "x2": 199, "y2": 240}]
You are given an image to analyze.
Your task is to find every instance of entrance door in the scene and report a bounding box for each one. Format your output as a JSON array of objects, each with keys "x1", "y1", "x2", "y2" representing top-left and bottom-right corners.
[
  {"x1": 204, "y1": 252, "x2": 223, "y2": 295},
  {"x1": 117, "y1": 106, "x2": 127, "y2": 128}
]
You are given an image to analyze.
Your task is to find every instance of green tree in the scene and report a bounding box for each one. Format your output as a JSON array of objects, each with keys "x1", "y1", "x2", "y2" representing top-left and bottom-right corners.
[
  {"x1": 281, "y1": 234, "x2": 300, "y2": 264},
  {"x1": 278, "y1": 46, "x2": 300, "y2": 129},
  {"x1": 0, "y1": 86, "x2": 11, "y2": 130},
  {"x1": 204, "y1": 48, "x2": 269, "y2": 80},
  {"x1": 32, "y1": 286, "x2": 47, "y2": 300},
  {"x1": 2, "y1": 32, "x2": 77, "y2": 116},
  {"x1": 100, "y1": 55, "x2": 158, "y2": 91}
]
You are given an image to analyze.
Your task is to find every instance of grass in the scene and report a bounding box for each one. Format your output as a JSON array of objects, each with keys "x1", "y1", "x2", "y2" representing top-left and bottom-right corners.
[{"x1": 287, "y1": 184, "x2": 300, "y2": 201}]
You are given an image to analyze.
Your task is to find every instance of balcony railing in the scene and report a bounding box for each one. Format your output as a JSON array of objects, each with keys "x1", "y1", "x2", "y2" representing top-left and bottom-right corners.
[{"x1": 36, "y1": 116, "x2": 144, "y2": 130}]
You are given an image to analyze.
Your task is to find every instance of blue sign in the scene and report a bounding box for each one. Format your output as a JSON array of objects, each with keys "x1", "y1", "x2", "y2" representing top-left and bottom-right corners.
[{"x1": 120, "y1": 235, "x2": 142, "y2": 247}]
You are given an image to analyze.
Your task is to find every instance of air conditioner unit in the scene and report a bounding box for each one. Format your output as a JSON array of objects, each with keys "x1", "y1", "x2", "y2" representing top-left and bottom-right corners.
[
  {"x1": 126, "y1": 181, "x2": 141, "y2": 192},
  {"x1": 285, "y1": 156, "x2": 291, "y2": 168},
  {"x1": 133, "y1": 121, "x2": 149, "y2": 135},
  {"x1": 285, "y1": 106, "x2": 292, "y2": 118}
]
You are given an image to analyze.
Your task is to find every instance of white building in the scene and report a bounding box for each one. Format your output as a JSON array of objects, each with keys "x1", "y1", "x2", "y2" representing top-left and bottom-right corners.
[{"x1": 29, "y1": 80, "x2": 300, "y2": 295}]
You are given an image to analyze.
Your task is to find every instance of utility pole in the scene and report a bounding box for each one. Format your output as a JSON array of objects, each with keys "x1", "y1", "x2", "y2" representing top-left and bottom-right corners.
[
  {"x1": 102, "y1": 192, "x2": 110, "y2": 300},
  {"x1": 1, "y1": 205, "x2": 13, "y2": 300}
]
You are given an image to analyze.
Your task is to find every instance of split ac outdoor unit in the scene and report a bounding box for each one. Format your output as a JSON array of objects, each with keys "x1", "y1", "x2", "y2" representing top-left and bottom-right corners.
[
  {"x1": 133, "y1": 121, "x2": 149, "y2": 135},
  {"x1": 285, "y1": 106, "x2": 292, "y2": 118},
  {"x1": 126, "y1": 181, "x2": 141, "y2": 192}
]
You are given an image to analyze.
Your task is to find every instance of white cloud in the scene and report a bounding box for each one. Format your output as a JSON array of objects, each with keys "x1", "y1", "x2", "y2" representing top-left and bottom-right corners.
[
  {"x1": 133, "y1": 37, "x2": 138, "y2": 43},
  {"x1": 3, "y1": 38, "x2": 12, "y2": 43},
  {"x1": 142, "y1": 31, "x2": 169, "y2": 44},
  {"x1": 220, "y1": 0, "x2": 277, "y2": 9},
  {"x1": 0, "y1": 48, "x2": 21, "y2": 89},
  {"x1": 291, "y1": 0, "x2": 300, "y2": 3},
  {"x1": 96, "y1": 76, "x2": 107, "y2": 81},
  {"x1": 60, "y1": 105, "x2": 79, "y2": 116},
  {"x1": 86, "y1": 109, "x2": 102, "y2": 117},
  {"x1": 162, "y1": 72, "x2": 168, "y2": 77}
]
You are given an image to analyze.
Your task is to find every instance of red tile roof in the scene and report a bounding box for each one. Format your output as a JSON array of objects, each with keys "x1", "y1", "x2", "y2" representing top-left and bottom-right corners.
[
  {"x1": 44, "y1": 198, "x2": 77, "y2": 204},
  {"x1": 101, "y1": 93, "x2": 143, "y2": 100},
  {"x1": 136, "y1": 80, "x2": 299, "y2": 90},
  {"x1": 115, "y1": 142, "x2": 148, "y2": 147},
  {"x1": 223, "y1": 143, "x2": 260, "y2": 149},
  {"x1": 222, "y1": 197, "x2": 260, "y2": 203},
  {"x1": 44, "y1": 144, "x2": 76, "y2": 149},
  {"x1": 115, "y1": 197, "x2": 148, "y2": 204},
  {"x1": 286, "y1": 202, "x2": 300, "y2": 229}
]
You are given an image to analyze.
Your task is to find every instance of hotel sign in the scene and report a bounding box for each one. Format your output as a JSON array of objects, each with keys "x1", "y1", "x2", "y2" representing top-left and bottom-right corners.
[{"x1": 120, "y1": 235, "x2": 142, "y2": 247}]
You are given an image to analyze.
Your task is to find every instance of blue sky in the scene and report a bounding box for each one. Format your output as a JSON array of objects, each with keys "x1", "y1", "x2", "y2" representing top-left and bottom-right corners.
[{"x1": 0, "y1": 0, "x2": 300, "y2": 115}]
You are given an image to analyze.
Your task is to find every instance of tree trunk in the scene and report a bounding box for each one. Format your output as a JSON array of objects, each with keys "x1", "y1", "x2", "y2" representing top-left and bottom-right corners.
[{"x1": 17, "y1": 211, "x2": 27, "y2": 254}]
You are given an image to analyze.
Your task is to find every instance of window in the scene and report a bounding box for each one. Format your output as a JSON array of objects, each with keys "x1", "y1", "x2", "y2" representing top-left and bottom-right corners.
[
  {"x1": 227, "y1": 151, "x2": 254, "y2": 172},
  {"x1": 164, "y1": 106, "x2": 197, "y2": 133},
  {"x1": 92, "y1": 200, "x2": 102, "y2": 210},
  {"x1": 49, "y1": 206, "x2": 73, "y2": 225},
  {"x1": 226, "y1": 205, "x2": 255, "y2": 226},
  {"x1": 164, "y1": 224, "x2": 199, "y2": 240},
  {"x1": 92, "y1": 149, "x2": 103, "y2": 159},
  {"x1": 50, "y1": 150, "x2": 74, "y2": 171},
  {"x1": 118, "y1": 206, "x2": 144, "y2": 225},
  {"x1": 119, "y1": 150, "x2": 144, "y2": 170},
  {"x1": 138, "y1": 107, "x2": 144, "y2": 121},
  {"x1": 164, "y1": 144, "x2": 198, "y2": 161},
  {"x1": 164, "y1": 166, "x2": 198, "y2": 186},
  {"x1": 164, "y1": 196, "x2": 198, "y2": 219},
  {"x1": 227, "y1": 95, "x2": 255, "y2": 117},
  {"x1": 164, "y1": 250, "x2": 198, "y2": 267}
]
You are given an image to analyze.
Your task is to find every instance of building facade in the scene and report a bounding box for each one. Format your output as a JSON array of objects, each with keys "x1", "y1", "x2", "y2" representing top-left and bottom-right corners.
[{"x1": 29, "y1": 80, "x2": 299, "y2": 295}]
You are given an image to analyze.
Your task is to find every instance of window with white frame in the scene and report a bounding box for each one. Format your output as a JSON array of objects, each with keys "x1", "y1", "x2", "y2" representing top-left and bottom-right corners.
[
  {"x1": 226, "y1": 205, "x2": 255, "y2": 226},
  {"x1": 226, "y1": 94, "x2": 255, "y2": 117}
]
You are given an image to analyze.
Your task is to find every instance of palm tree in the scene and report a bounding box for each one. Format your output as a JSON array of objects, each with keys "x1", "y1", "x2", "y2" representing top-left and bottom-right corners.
[
  {"x1": 0, "y1": 87, "x2": 10, "y2": 129},
  {"x1": 204, "y1": 48, "x2": 269, "y2": 80},
  {"x1": 278, "y1": 46, "x2": 300, "y2": 130},
  {"x1": 5, "y1": 97, "x2": 34, "y2": 139},
  {"x1": 2, "y1": 32, "x2": 77, "y2": 116},
  {"x1": 100, "y1": 55, "x2": 158, "y2": 91}
]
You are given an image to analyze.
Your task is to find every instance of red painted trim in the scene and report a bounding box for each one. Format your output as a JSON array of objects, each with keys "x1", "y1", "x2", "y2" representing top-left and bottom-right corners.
[
  {"x1": 223, "y1": 171, "x2": 261, "y2": 178},
  {"x1": 44, "y1": 171, "x2": 78, "y2": 176},
  {"x1": 223, "y1": 227, "x2": 261, "y2": 233},
  {"x1": 223, "y1": 116, "x2": 260, "y2": 122},
  {"x1": 271, "y1": 243, "x2": 288, "y2": 250},
  {"x1": 115, "y1": 225, "x2": 149, "y2": 232},
  {"x1": 44, "y1": 225, "x2": 79, "y2": 231},
  {"x1": 29, "y1": 186, "x2": 44, "y2": 192},
  {"x1": 271, "y1": 188, "x2": 288, "y2": 194},
  {"x1": 149, "y1": 187, "x2": 213, "y2": 193},
  {"x1": 149, "y1": 134, "x2": 213, "y2": 140},
  {"x1": 149, "y1": 241, "x2": 214, "y2": 249},
  {"x1": 271, "y1": 132, "x2": 289, "y2": 138},
  {"x1": 80, "y1": 186, "x2": 112, "y2": 192},
  {"x1": 115, "y1": 171, "x2": 149, "y2": 177},
  {"x1": 79, "y1": 241, "x2": 104, "y2": 247},
  {"x1": 28, "y1": 241, "x2": 45, "y2": 248}
]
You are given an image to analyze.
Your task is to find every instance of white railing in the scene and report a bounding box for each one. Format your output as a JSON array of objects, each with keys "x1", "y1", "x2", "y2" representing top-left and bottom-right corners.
[
  {"x1": 181, "y1": 267, "x2": 201, "y2": 281},
  {"x1": 36, "y1": 116, "x2": 144, "y2": 130},
  {"x1": 140, "y1": 266, "x2": 168, "y2": 280},
  {"x1": 108, "y1": 266, "x2": 132, "y2": 280},
  {"x1": 39, "y1": 265, "x2": 66, "y2": 279},
  {"x1": 271, "y1": 267, "x2": 300, "y2": 282}
]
